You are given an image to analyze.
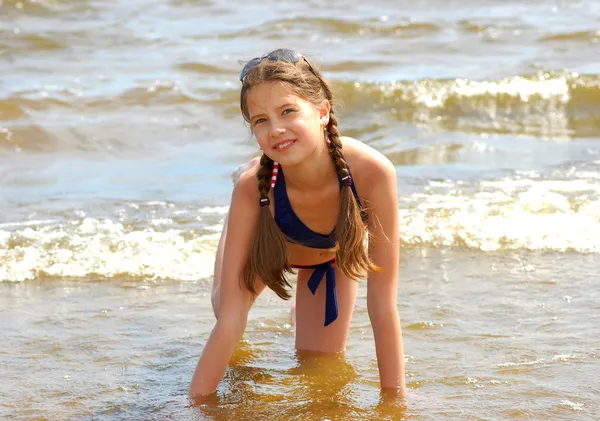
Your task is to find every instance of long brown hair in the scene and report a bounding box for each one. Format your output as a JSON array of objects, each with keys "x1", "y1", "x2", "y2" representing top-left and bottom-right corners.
[{"x1": 240, "y1": 53, "x2": 378, "y2": 300}]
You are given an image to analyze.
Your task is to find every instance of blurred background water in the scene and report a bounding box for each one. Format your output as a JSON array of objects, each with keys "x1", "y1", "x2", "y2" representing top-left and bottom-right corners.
[{"x1": 1, "y1": 0, "x2": 600, "y2": 419}]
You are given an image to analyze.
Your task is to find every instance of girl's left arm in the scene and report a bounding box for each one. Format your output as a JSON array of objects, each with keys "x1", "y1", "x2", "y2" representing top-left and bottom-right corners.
[{"x1": 365, "y1": 157, "x2": 406, "y2": 395}]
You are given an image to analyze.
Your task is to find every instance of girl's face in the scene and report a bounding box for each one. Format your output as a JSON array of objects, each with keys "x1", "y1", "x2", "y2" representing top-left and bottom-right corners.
[{"x1": 246, "y1": 81, "x2": 329, "y2": 166}]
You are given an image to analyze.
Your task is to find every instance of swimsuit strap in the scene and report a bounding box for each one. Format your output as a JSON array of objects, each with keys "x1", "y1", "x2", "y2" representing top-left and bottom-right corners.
[{"x1": 293, "y1": 259, "x2": 338, "y2": 326}]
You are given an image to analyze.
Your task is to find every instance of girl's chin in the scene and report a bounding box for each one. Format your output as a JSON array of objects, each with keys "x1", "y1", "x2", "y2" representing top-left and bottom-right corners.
[
  {"x1": 266, "y1": 144, "x2": 317, "y2": 166},
  {"x1": 267, "y1": 150, "x2": 302, "y2": 165},
  {"x1": 273, "y1": 155, "x2": 301, "y2": 166}
]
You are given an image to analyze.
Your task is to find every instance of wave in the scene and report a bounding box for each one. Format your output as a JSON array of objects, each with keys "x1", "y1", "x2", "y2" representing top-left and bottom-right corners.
[
  {"x1": 176, "y1": 62, "x2": 229, "y2": 74},
  {"x1": 0, "y1": 79, "x2": 203, "y2": 113},
  {"x1": 2, "y1": 168, "x2": 599, "y2": 282},
  {"x1": 400, "y1": 172, "x2": 600, "y2": 253},
  {"x1": 540, "y1": 30, "x2": 600, "y2": 42},
  {"x1": 217, "y1": 17, "x2": 441, "y2": 40},
  {"x1": 458, "y1": 20, "x2": 529, "y2": 35},
  {"x1": 2, "y1": 71, "x2": 599, "y2": 154},
  {"x1": 336, "y1": 71, "x2": 600, "y2": 138},
  {"x1": 0, "y1": 217, "x2": 221, "y2": 283},
  {"x1": 213, "y1": 70, "x2": 600, "y2": 137},
  {"x1": 0, "y1": 31, "x2": 66, "y2": 52},
  {"x1": 0, "y1": 0, "x2": 96, "y2": 13},
  {"x1": 1, "y1": 0, "x2": 57, "y2": 12}
]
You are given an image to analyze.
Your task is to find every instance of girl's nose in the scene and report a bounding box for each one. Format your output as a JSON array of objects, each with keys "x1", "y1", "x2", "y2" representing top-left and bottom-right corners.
[{"x1": 270, "y1": 126, "x2": 286, "y2": 138}]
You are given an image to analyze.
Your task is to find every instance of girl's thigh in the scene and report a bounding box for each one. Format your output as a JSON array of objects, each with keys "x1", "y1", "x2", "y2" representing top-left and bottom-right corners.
[{"x1": 294, "y1": 266, "x2": 358, "y2": 353}]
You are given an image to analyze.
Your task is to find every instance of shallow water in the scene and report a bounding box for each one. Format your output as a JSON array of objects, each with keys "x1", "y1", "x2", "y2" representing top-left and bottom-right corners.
[
  {"x1": 2, "y1": 249, "x2": 599, "y2": 420},
  {"x1": 1, "y1": 0, "x2": 600, "y2": 419}
]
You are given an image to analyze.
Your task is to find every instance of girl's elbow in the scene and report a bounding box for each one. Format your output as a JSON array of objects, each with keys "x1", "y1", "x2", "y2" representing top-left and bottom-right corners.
[
  {"x1": 215, "y1": 313, "x2": 247, "y2": 339},
  {"x1": 367, "y1": 300, "x2": 399, "y2": 325}
]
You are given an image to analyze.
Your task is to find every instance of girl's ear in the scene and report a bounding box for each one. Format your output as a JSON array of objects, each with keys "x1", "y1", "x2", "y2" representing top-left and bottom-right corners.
[{"x1": 319, "y1": 99, "x2": 331, "y2": 126}]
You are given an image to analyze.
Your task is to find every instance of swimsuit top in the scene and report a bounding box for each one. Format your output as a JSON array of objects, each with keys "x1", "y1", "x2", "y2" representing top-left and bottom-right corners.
[{"x1": 273, "y1": 163, "x2": 366, "y2": 249}]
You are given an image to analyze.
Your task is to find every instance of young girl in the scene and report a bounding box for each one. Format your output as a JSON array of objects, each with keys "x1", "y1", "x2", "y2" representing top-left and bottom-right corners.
[{"x1": 189, "y1": 49, "x2": 405, "y2": 398}]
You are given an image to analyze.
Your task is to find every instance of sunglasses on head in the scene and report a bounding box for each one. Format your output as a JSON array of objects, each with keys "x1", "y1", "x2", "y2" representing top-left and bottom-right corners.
[{"x1": 239, "y1": 48, "x2": 315, "y2": 82}]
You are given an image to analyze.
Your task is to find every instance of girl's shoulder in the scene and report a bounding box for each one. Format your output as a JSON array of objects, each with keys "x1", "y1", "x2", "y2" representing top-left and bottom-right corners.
[
  {"x1": 340, "y1": 136, "x2": 396, "y2": 186},
  {"x1": 231, "y1": 157, "x2": 261, "y2": 205}
]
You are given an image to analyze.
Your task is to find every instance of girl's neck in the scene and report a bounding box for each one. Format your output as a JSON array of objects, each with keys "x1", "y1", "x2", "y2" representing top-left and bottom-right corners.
[{"x1": 281, "y1": 144, "x2": 337, "y2": 190}]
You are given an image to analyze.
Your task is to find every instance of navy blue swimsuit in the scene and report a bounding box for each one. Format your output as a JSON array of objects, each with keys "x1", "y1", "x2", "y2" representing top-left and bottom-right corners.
[{"x1": 273, "y1": 165, "x2": 366, "y2": 326}]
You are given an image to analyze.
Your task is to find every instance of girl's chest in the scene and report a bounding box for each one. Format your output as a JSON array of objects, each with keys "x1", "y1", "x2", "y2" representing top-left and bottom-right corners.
[{"x1": 285, "y1": 185, "x2": 340, "y2": 235}]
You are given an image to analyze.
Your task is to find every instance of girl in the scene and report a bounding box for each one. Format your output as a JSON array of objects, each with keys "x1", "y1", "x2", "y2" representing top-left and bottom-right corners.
[{"x1": 189, "y1": 49, "x2": 405, "y2": 398}]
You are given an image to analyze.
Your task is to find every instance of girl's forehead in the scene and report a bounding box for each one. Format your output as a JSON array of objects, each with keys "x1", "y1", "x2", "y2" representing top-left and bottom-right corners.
[{"x1": 246, "y1": 82, "x2": 304, "y2": 108}]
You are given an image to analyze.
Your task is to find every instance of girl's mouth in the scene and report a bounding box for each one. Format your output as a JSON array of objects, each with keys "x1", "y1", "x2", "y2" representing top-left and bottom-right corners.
[{"x1": 273, "y1": 139, "x2": 295, "y2": 151}]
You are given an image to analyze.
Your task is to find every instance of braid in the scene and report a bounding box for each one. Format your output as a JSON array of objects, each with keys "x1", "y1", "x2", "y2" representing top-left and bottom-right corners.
[
  {"x1": 242, "y1": 153, "x2": 293, "y2": 299},
  {"x1": 319, "y1": 82, "x2": 351, "y2": 182},
  {"x1": 325, "y1": 107, "x2": 379, "y2": 280},
  {"x1": 257, "y1": 153, "x2": 273, "y2": 200},
  {"x1": 325, "y1": 112, "x2": 349, "y2": 178}
]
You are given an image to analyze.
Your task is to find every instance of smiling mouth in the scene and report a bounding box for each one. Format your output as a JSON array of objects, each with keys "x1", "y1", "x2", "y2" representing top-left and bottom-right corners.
[{"x1": 273, "y1": 140, "x2": 295, "y2": 151}]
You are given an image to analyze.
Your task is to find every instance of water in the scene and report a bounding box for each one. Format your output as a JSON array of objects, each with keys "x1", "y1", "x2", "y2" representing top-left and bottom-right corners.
[{"x1": 1, "y1": 0, "x2": 600, "y2": 419}]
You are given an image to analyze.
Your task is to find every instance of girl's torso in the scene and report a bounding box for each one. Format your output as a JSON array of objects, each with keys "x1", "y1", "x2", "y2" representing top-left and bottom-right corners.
[
  {"x1": 239, "y1": 137, "x2": 372, "y2": 266},
  {"x1": 271, "y1": 167, "x2": 340, "y2": 266}
]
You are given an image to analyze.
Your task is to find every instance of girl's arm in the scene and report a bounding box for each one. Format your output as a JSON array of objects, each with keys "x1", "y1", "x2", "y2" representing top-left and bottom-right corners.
[
  {"x1": 189, "y1": 170, "x2": 264, "y2": 398},
  {"x1": 365, "y1": 157, "x2": 406, "y2": 395}
]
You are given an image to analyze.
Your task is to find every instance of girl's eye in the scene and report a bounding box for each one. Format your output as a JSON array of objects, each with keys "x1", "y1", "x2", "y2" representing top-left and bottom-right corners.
[
  {"x1": 254, "y1": 118, "x2": 266, "y2": 125},
  {"x1": 282, "y1": 108, "x2": 294, "y2": 115}
]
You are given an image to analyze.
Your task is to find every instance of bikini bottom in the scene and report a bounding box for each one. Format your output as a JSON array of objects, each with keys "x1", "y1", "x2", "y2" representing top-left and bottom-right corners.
[{"x1": 291, "y1": 259, "x2": 338, "y2": 327}]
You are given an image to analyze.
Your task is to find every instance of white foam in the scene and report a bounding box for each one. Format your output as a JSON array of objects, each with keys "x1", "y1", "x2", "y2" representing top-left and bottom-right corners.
[
  {"x1": 0, "y1": 219, "x2": 57, "y2": 229},
  {"x1": 198, "y1": 206, "x2": 229, "y2": 214},
  {"x1": 401, "y1": 177, "x2": 600, "y2": 253},
  {"x1": 497, "y1": 359, "x2": 545, "y2": 368},
  {"x1": 558, "y1": 400, "x2": 584, "y2": 411},
  {"x1": 0, "y1": 218, "x2": 221, "y2": 283},
  {"x1": 552, "y1": 354, "x2": 577, "y2": 362},
  {"x1": 403, "y1": 75, "x2": 570, "y2": 109},
  {"x1": 2, "y1": 173, "x2": 599, "y2": 283},
  {"x1": 151, "y1": 218, "x2": 173, "y2": 226}
]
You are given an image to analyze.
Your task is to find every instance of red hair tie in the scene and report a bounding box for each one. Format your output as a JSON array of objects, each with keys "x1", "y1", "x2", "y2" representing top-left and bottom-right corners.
[{"x1": 271, "y1": 161, "x2": 279, "y2": 189}]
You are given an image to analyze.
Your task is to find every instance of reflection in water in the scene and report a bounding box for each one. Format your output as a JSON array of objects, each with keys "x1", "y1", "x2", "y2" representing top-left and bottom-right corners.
[
  {"x1": 283, "y1": 350, "x2": 362, "y2": 420},
  {"x1": 375, "y1": 389, "x2": 408, "y2": 420},
  {"x1": 189, "y1": 348, "x2": 409, "y2": 420}
]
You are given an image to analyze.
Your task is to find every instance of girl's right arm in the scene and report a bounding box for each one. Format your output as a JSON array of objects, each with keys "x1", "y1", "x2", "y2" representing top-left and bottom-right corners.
[{"x1": 189, "y1": 169, "x2": 263, "y2": 398}]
